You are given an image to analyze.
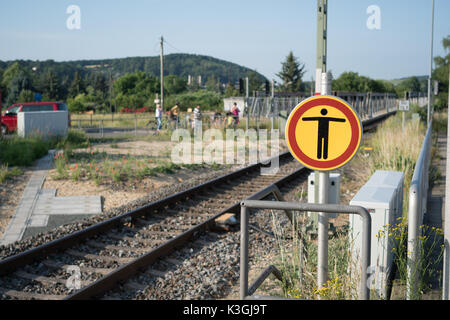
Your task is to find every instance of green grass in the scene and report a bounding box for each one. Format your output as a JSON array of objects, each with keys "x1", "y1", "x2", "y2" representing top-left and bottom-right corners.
[
  {"x1": 0, "y1": 135, "x2": 55, "y2": 167},
  {"x1": 0, "y1": 165, "x2": 23, "y2": 183}
]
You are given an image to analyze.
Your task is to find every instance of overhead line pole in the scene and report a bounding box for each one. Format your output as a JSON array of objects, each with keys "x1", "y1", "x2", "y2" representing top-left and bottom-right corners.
[
  {"x1": 160, "y1": 36, "x2": 165, "y2": 112},
  {"x1": 427, "y1": 0, "x2": 435, "y2": 125},
  {"x1": 316, "y1": 0, "x2": 329, "y2": 295}
]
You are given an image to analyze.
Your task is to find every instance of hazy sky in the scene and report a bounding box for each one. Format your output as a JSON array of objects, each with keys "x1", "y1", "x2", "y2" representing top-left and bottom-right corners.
[{"x1": 0, "y1": 0, "x2": 449, "y2": 81}]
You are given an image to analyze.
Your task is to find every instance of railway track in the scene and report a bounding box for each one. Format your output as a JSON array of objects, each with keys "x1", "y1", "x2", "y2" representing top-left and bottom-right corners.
[
  {"x1": 0, "y1": 111, "x2": 395, "y2": 300},
  {"x1": 0, "y1": 151, "x2": 309, "y2": 300}
]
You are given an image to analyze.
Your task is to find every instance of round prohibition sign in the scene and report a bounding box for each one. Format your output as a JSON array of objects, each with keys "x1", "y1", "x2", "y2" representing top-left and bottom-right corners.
[{"x1": 286, "y1": 95, "x2": 362, "y2": 171}]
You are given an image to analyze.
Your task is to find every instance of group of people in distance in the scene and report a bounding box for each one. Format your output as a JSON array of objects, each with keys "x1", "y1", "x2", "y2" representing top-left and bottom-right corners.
[{"x1": 151, "y1": 102, "x2": 240, "y2": 133}]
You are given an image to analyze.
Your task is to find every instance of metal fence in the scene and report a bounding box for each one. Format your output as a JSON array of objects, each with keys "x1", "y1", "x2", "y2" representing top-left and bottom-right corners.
[
  {"x1": 240, "y1": 185, "x2": 372, "y2": 300},
  {"x1": 246, "y1": 92, "x2": 398, "y2": 124},
  {"x1": 407, "y1": 121, "x2": 433, "y2": 299}
]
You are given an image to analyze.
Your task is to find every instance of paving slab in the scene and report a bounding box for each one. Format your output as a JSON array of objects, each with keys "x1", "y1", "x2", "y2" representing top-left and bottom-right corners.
[
  {"x1": 0, "y1": 150, "x2": 103, "y2": 246},
  {"x1": 0, "y1": 151, "x2": 55, "y2": 246}
]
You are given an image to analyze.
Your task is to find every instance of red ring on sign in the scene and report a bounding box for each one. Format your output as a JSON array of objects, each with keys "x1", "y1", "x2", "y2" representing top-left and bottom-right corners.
[{"x1": 287, "y1": 97, "x2": 361, "y2": 170}]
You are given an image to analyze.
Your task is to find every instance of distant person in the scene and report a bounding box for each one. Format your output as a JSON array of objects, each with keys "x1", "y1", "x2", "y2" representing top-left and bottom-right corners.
[
  {"x1": 226, "y1": 112, "x2": 234, "y2": 128},
  {"x1": 213, "y1": 112, "x2": 222, "y2": 128},
  {"x1": 231, "y1": 103, "x2": 240, "y2": 128},
  {"x1": 193, "y1": 104, "x2": 202, "y2": 134},
  {"x1": 155, "y1": 104, "x2": 162, "y2": 132},
  {"x1": 170, "y1": 102, "x2": 180, "y2": 129}
]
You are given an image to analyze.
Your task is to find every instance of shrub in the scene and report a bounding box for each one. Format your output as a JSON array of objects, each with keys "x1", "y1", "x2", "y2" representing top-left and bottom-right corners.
[
  {"x1": 0, "y1": 136, "x2": 52, "y2": 167},
  {"x1": 68, "y1": 100, "x2": 87, "y2": 113}
]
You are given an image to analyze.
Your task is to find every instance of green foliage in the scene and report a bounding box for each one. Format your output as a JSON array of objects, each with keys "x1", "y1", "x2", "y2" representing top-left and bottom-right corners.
[
  {"x1": 164, "y1": 75, "x2": 187, "y2": 94},
  {"x1": 113, "y1": 71, "x2": 159, "y2": 110},
  {"x1": 6, "y1": 71, "x2": 33, "y2": 106},
  {"x1": 165, "y1": 90, "x2": 223, "y2": 111},
  {"x1": 432, "y1": 35, "x2": 449, "y2": 111},
  {"x1": 0, "y1": 165, "x2": 23, "y2": 183},
  {"x1": 67, "y1": 99, "x2": 87, "y2": 113},
  {"x1": 410, "y1": 104, "x2": 427, "y2": 122},
  {"x1": 1, "y1": 62, "x2": 24, "y2": 89},
  {"x1": 224, "y1": 83, "x2": 239, "y2": 97},
  {"x1": 17, "y1": 89, "x2": 35, "y2": 103},
  {"x1": 0, "y1": 136, "x2": 53, "y2": 167},
  {"x1": 39, "y1": 70, "x2": 62, "y2": 101},
  {"x1": 394, "y1": 76, "x2": 428, "y2": 98},
  {"x1": 333, "y1": 72, "x2": 392, "y2": 93},
  {"x1": 277, "y1": 51, "x2": 306, "y2": 92},
  {"x1": 57, "y1": 129, "x2": 90, "y2": 150}
]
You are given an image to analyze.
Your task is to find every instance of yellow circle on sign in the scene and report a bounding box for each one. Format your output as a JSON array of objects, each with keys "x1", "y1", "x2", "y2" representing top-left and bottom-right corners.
[
  {"x1": 295, "y1": 105, "x2": 352, "y2": 161},
  {"x1": 285, "y1": 95, "x2": 362, "y2": 171}
]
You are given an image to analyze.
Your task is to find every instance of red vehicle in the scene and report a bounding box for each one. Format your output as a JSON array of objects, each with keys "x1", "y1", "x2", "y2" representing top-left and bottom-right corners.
[{"x1": 1, "y1": 102, "x2": 69, "y2": 134}]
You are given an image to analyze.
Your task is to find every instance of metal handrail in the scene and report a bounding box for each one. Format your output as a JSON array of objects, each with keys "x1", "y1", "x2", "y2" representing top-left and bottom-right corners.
[
  {"x1": 407, "y1": 121, "x2": 433, "y2": 300},
  {"x1": 240, "y1": 200, "x2": 372, "y2": 300}
]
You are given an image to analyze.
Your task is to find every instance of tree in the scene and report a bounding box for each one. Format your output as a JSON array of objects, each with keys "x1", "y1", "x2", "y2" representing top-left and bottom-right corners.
[
  {"x1": 1, "y1": 62, "x2": 24, "y2": 89},
  {"x1": 6, "y1": 71, "x2": 33, "y2": 106},
  {"x1": 246, "y1": 70, "x2": 264, "y2": 95},
  {"x1": 432, "y1": 35, "x2": 449, "y2": 110},
  {"x1": 333, "y1": 72, "x2": 362, "y2": 92},
  {"x1": 333, "y1": 72, "x2": 392, "y2": 93},
  {"x1": 164, "y1": 75, "x2": 187, "y2": 94},
  {"x1": 40, "y1": 70, "x2": 61, "y2": 100},
  {"x1": 17, "y1": 89, "x2": 34, "y2": 103},
  {"x1": 67, "y1": 99, "x2": 87, "y2": 113},
  {"x1": 224, "y1": 82, "x2": 239, "y2": 97},
  {"x1": 277, "y1": 51, "x2": 306, "y2": 92},
  {"x1": 68, "y1": 72, "x2": 85, "y2": 98},
  {"x1": 205, "y1": 75, "x2": 219, "y2": 92}
]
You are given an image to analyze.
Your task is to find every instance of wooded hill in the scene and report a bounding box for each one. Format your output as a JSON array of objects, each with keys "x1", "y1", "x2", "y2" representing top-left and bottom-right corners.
[{"x1": 0, "y1": 53, "x2": 267, "y2": 85}]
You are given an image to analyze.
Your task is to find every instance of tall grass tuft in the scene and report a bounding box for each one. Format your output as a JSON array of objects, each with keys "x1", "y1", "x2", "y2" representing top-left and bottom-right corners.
[
  {"x1": 0, "y1": 136, "x2": 52, "y2": 167},
  {"x1": 363, "y1": 114, "x2": 425, "y2": 196},
  {"x1": 270, "y1": 211, "x2": 358, "y2": 300}
]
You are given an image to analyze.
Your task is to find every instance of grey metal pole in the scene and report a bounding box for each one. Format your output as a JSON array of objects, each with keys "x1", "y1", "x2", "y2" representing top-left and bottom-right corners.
[
  {"x1": 318, "y1": 171, "x2": 329, "y2": 290},
  {"x1": 427, "y1": 0, "x2": 435, "y2": 125},
  {"x1": 160, "y1": 36, "x2": 164, "y2": 113},
  {"x1": 407, "y1": 183, "x2": 420, "y2": 299},
  {"x1": 317, "y1": 71, "x2": 331, "y2": 292},
  {"x1": 407, "y1": 124, "x2": 433, "y2": 299},
  {"x1": 402, "y1": 111, "x2": 405, "y2": 130},
  {"x1": 443, "y1": 66, "x2": 450, "y2": 300},
  {"x1": 240, "y1": 200, "x2": 371, "y2": 300},
  {"x1": 240, "y1": 206, "x2": 249, "y2": 300},
  {"x1": 246, "y1": 77, "x2": 249, "y2": 131},
  {"x1": 271, "y1": 79, "x2": 275, "y2": 130}
]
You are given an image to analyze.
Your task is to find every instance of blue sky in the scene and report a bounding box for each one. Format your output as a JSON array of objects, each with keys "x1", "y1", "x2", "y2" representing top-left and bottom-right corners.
[{"x1": 0, "y1": 0, "x2": 448, "y2": 81}]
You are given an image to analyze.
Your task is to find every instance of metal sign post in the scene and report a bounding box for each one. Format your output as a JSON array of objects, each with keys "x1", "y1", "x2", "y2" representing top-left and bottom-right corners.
[
  {"x1": 285, "y1": 91, "x2": 363, "y2": 293},
  {"x1": 399, "y1": 100, "x2": 410, "y2": 130}
]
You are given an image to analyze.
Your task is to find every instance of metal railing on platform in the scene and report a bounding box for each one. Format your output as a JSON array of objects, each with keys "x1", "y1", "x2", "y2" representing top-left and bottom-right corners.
[
  {"x1": 407, "y1": 121, "x2": 433, "y2": 299},
  {"x1": 240, "y1": 190, "x2": 372, "y2": 300}
]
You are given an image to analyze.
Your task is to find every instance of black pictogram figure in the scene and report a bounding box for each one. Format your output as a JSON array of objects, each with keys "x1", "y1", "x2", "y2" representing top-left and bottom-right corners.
[{"x1": 302, "y1": 108, "x2": 346, "y2": 160}]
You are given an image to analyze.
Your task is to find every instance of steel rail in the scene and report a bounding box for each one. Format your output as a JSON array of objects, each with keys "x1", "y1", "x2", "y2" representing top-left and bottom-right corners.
[
  {"x1": 65, "y1": 165, "x2": 309, "y2": 299},
  {"x1": 0, "y1": 151, "x2": 292, "y2": 276},
  {"x1": 0, "y1": 110, "x2": 395, "y2": 300}
]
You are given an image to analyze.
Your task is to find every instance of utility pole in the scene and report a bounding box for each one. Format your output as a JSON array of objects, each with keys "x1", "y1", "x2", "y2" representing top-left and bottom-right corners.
[
  {"x1": 245, "y1": 77, "x2": 250, "y2": 130},
  {"x1": 315, "y1": 0, "x2": 329, "y2": 295},
  {"x1": 109, "y1": 69, "x2": 113, "y2": 114},
  {"x1": 315, "y1": 0, "x2": 328, "y2": 95},
  {"x1": 160, "y1": 36, "x2": 165, "y2": 112},
  {"x1": 427, "y1": 0, "x2": 435, "y2": 125},
  {"x1": 271, "y1": 79, "x2": 275, "y2": 130}
]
